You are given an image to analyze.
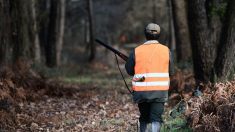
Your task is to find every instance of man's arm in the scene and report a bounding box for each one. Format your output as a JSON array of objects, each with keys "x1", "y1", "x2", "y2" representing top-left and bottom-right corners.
[
  {"x1": 125, "y1": 50, "x2": 135, "y2": 76},
  {"x1": 169, "y1": 50, "x2": 174, "y2": 76}
]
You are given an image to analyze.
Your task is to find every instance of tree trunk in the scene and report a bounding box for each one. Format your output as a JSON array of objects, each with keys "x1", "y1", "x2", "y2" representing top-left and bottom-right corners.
[
  {"x1": 168, "y1": 0, "x2": 176, "y2": 50},
  {"x1": 56, "y1": 0, "x2": 65, "y2": 66},
  {"x1": 188, "y1": 0, "x2": 234, "y2": 83},
  {"x1": 29, "y1": 0, "x2": 41, "y2": 63},
  {"x1": 46, "y1": 0, "x2": 66, "y2": 67},
  {"x1": 214, "y1": 0, "x2": 235, "y2": 81},
  {"x1": 0, "y1": 0, "x2": 10, "y2": 65},
  {"x1": 38, "y1": 0, "x2": 50, "y2": 62},
  {"x1": 171, "y1": 0, "x2": 191, "y2": 62},
  {"x1": 10, "y1": 0, "x2": 31, "y2": 63},
  {"x1": 46, "y1": 0, "x2": 57, "y2": 67},
  {"x1": 87, "y1": 0, "x2": 95, "y2": 61},
  {"x1": 188, "y1": 0, "x2": 217, "y2": 83}
]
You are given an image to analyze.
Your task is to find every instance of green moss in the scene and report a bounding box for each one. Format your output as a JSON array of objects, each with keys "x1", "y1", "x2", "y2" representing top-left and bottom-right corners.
[
  {"x1": 63, "y1": 76, "x2": 92, "y2": 84},
  {"x1": 161, "y1": 117, "x2": 192, "y2": 132},
  {"x1": 208, "y1": 1, "x2": 227, "y2": 19}
]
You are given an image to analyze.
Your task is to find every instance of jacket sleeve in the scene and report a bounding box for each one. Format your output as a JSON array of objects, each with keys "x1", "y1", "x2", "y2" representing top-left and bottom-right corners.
[
  {"x1": 125, "y1": 50, "x2": 135, "y2": 76},
  {"x1": 169, "y1": 50, "x2": 174, "y2": 76}
]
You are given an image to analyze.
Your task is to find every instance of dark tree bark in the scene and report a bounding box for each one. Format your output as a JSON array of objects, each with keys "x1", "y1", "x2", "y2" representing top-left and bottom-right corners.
[
  {"x1": 188, "y1": 0, "x2": 214, "y2": 83},
  {"x1": 46, "y1": 0, "x2": 65, "y2": 67},
  {"x1": 171, "y1": 0, "x2": 191, "y2": 61},
  {"x1": 45, "y1": 0, "x2": 56, "y2": 67},
  {"x1": 38, "y1": 0, "x2": 50, "y2": 62},
  {"x1": 188, "y1": 0, "x2": 222, "y2": 83},
  {"x1": 87, "y1": 0, "x2": 95, "y2": 61},
  {"x1": 168, "y1": 0, "x2": 176, "y2": 50},
  {"x1": 0, "y1": 0, "x2": 11, "y2": 65},
  {"x1": 188, "y1": 0, "x2": 234, "y2": 83},
  {"x1": 28, "y1": 0, "x2": 41, "y2": 63},
  {"x1": 10, "y1": 0, "x2": 31, "y2": 63},
  {"x1": 215, "y1": 0, "x2": 235, "y2": 81},
  {"x1": 57, "y1": 0, "x2": 65, "y2": 66}
]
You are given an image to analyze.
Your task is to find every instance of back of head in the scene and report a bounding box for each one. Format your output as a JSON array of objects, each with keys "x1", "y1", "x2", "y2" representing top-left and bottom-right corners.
[{"x1": 145, "y1": 23, "x2": 160, "y2": 40}]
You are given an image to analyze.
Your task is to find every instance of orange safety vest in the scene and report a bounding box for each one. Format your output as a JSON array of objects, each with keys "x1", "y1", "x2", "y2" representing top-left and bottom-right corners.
[{"x1": 133, "y1": 40, "x2": 170, "y2": 91}]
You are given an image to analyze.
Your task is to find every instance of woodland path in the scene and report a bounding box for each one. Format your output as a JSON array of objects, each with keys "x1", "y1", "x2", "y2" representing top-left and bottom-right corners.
[{"x1": 16, "y1": 68, "x2": 139, "y2": 132}]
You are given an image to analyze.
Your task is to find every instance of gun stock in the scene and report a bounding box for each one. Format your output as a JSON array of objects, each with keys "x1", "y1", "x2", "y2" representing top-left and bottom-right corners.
[{"x1": 95, "y1": 39, "x2": 128, "y2": 61}]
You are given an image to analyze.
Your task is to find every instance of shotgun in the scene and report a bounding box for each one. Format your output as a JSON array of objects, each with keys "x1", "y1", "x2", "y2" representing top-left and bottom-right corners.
[
  {"x1": 95, "y1": 38, "x2": 133, "y2": 94},
  {"x1": 95, "y1": 38, "x2": 128, "y2": 61}
]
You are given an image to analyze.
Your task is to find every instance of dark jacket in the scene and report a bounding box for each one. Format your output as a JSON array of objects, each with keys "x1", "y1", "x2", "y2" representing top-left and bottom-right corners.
[{"x1": 125, "y1": 43, "x2": 174, "y2": 103}]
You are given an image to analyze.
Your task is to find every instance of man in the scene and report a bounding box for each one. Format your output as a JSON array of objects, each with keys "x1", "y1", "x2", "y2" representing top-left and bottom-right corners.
[{"x1": 125, "y1": 23, "x2": 174, "y2": 132}]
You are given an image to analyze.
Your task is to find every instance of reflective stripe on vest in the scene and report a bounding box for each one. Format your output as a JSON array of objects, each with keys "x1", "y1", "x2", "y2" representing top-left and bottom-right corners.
[
  {"x1": 133, "y1": 42, "x2": 170, "y2": 91},
  {"x1": 134, "y1": 73, "x2": 169, "y2": 78}
]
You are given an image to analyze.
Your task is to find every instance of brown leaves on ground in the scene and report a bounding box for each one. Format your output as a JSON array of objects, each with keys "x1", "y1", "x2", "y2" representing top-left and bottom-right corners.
[
  {"x1": 14, "y1": 91, "x2": 138, "y2": 131},
  {"x1": 186, "y1": 82, "x2": 235, "y2": 132},
  {"x1": 0, "y1": 62, "x2": 138, "y2": 131},
  {"x1": 169, "y1": 69, "x2": 234, "y2": 132},
  {"x1": 1, "y1": 61, "x2": 234, "y2": 132}
]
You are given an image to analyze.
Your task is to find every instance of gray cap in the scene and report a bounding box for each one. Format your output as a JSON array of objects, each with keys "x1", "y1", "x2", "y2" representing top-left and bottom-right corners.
[{"x1": 145, "y1": 23, "x2": 160, "y2": 34}]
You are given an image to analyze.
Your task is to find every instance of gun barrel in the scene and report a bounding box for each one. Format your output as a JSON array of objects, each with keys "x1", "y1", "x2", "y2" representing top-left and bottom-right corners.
[{"x1": 95, "y1": 39, "x2": 128, "y2": 61}]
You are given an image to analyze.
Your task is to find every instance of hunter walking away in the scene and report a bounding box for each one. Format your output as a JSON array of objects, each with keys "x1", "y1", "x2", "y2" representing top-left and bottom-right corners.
[{"x1": 0, "y1": 0, "x2": 234, "y2": 131}]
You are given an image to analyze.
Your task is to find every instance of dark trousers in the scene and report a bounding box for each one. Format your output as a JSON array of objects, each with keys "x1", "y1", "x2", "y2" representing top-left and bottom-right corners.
[{"x1": 138, "y1": 102, "x2": 165, "y2": 123}]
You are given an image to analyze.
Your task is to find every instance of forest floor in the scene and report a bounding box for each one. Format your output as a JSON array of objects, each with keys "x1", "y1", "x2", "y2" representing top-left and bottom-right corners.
[
  {"x1": 16, "y1": 67, "x2": 139, "y2": 131},
  {"x1": 1, "y1": 62, "x2": 191, "y2": 132},
  {"x1": 1, "y1": 61, "x2": 234, "y2": 131}
]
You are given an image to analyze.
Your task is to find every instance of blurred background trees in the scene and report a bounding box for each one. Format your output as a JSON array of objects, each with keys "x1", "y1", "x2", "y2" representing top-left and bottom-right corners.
[
  {"x1": 0, "y1": 0, "x2": 10, "y2": 65},
  {"x1": 0, "y1": 0, "x2": 234, "y2": 83},
  {"x1": 171, "y1": 0, "x2": 191, "y2": 62},
  {"x1": 0, "y1": 1, "x2": 234, "y2": 131},
  {"x1": 46, "y1": 0, "x2": 66, "y2": 67}
]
